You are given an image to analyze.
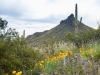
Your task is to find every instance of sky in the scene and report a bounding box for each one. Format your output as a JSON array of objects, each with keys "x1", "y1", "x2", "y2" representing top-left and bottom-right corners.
[{"x1": 0, "y1": 0, "x2": 100, "y2": 37}]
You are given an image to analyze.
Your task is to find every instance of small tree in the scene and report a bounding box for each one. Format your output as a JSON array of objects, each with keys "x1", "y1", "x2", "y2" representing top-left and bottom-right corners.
[
  {"x1": 0, "y1": 18, "x2": 40, "y2": 75},
  {"x1": 0, "y1": 18, "x2": 8, "y2": 34}
]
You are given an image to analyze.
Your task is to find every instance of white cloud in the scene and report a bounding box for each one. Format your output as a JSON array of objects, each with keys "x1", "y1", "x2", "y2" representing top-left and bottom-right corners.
[{"x1": 7, "y1": 20, "x2": 57, "y2": 37}]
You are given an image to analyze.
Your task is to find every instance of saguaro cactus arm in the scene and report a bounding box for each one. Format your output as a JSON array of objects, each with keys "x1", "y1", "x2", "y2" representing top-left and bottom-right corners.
[{"x1": 79, "y1": 17, "x2": 82, "y2": 25}]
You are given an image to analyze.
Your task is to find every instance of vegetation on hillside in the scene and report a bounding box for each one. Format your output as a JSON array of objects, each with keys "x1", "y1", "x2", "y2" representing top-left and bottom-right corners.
[
  {"x1": 26, "y1": 14, "x2": 90, "y2": 47},
  {"x1": 65, "y1": 27, "x2": 100, "y2": 48}
]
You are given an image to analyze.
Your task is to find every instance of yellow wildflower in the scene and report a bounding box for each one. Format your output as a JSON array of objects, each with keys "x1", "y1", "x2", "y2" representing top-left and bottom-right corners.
[
  {"x1": 12, "y1": 70, "x2": 16, "y2": 74},
  {"x1": 16, "y1": 71, "x2": 22, "y2": 75},
  {"x1": 40, "y1": 63, "x2": 43, "y2": 67},
  {"x1": 69, "y1": 51, "x2": 72, "y2": 55},
  {"x1": 40, "y1": 60, "x2": 44, "y2": 64}
]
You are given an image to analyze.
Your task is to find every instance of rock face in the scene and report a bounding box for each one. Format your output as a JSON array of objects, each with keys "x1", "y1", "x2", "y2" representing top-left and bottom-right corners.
[{"x1": 60, "y1": 14, "x2": 74, "y2": 26}]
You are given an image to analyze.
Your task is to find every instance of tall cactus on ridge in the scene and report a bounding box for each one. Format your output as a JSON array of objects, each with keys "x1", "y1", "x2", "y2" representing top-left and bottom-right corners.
[
  {"x1": 23, "y1": 30, "x2": 25, "y2": 38},
  {"x1": 74, "y1": 4, "x2": 82, "y2": 36}
]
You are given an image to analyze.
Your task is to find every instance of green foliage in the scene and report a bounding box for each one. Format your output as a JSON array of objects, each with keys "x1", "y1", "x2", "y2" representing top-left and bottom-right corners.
[
  {"x1": 0, "y1": 28, "x2": 41, "y2": 74},
  {"x1": 43, "y1": 59, "x2": 62, "y2": 73},
  {"x1": 65, "y1": 31, "x2": 75, "y2": 42},
  {"x1": 0, "y1": 36, "x2": 38, "y2": 74},
  {"x1": 65, "y1": 27, "x2": 100, "y2": 48},
  {"x1": 90, "y1": 43, "x2": 100, "y2": 62}
]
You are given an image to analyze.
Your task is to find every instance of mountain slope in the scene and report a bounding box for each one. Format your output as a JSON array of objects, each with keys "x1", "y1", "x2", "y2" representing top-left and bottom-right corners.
[{"x1": 26, "y1": 14, "x2": 92, "y2": 46}]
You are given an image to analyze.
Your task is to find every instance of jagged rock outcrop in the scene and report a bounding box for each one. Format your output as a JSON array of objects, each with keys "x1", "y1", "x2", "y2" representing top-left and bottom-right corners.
[{"x1": 60, "y1": 14, "x2": 74, "y2": 26}]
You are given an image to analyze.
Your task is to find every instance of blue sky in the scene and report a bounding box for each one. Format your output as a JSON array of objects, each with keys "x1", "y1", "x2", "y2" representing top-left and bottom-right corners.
[{"x1": 0, "y1": 0, "x2": 100, "y2": 37}]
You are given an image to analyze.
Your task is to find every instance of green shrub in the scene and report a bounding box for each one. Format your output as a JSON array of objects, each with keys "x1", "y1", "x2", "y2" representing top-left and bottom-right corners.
[{"x1": 0, "y1": 30, "x2": 40, "y2": 74}]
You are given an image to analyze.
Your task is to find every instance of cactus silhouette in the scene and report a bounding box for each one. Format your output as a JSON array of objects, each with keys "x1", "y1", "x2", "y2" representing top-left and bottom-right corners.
[{"x1": 74, "y1": 4, "x2": 82, "y2": 36}]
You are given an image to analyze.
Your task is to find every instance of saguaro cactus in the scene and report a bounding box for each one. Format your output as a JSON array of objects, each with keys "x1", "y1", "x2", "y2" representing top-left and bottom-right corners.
[
  {"x1": 74, "y1": 4, "x2": 82, "y2": 36},
  {"x1": 23, "y1": 30, "x2": 25, "y2": 38}
]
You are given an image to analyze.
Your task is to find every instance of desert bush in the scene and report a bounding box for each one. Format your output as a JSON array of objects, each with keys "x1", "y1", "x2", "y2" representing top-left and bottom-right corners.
[
  {"x1": 0, "y1": 29, "x2": 41, "y2": 75},
  {"x1": 0, "y1": 36, "x2": 36, "y2": 74},
  {"x1": 65, "y1": 27, "x2": 100, "y2": 48}
]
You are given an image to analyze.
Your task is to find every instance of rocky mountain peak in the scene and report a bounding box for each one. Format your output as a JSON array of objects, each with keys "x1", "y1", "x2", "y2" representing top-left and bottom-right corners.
[
  {"x1": 60, "y1": 14, "x2": 74, "y2": 26},
  {"x1": 26, "y1": 14, "x2": 91, "y2": 46}
]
